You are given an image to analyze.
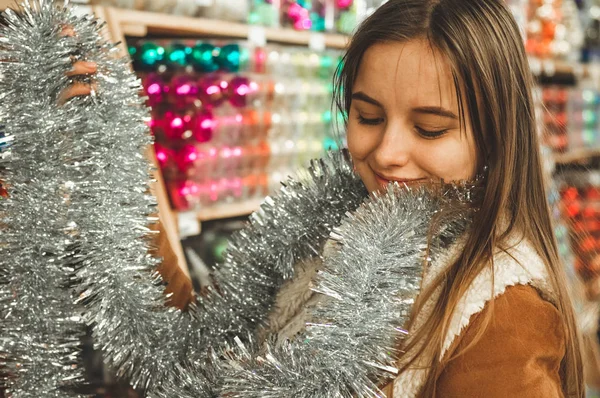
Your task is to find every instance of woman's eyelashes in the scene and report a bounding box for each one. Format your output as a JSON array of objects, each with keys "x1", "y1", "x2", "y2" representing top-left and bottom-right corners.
[
  {"x1": 357, "y1": 114, "x2": 385, "y2": 126},
  {"x1": 356, "y1": 114, "x2": 449, "y2": 139},
  {"x1": 415, "y1": 126, "x2": 448, "y2": 139}
]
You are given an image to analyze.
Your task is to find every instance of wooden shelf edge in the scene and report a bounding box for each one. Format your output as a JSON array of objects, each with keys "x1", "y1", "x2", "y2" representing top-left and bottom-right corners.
[
  {"x1": 102, "y1": 7, "x2": 349, "y2": 49},
  {"x1": 554, "y1": 148, "x2": 600, "y2": 165},
  {"x1": 195, "y1": 198, "x2": 263, "y2": 222}
]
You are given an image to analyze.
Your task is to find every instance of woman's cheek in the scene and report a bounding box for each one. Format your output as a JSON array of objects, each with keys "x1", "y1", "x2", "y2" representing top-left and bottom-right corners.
[{"x1": 418, "y1": 142, "x2": 476, "y2": 181}]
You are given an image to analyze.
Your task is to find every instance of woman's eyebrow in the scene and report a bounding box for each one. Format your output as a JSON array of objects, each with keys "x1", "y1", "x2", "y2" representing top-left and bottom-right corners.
[
  {"x1": 351, "y1": 91, "x2": 383, "y2": 108},
  {"x1": 413, "y1": 106, "x2": 458, "y2": 119}
]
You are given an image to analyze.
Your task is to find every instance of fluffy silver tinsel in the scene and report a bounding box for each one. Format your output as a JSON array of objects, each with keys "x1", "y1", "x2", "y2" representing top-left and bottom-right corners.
[
  {"x1": 0, "y1": 2, "x2": 97, "y2": 396},
  {"x1": 219, "y1": 183, "x2": 474, "y2": 397}
]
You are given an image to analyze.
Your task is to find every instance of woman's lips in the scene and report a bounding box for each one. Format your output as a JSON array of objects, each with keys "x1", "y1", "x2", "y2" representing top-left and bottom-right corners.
[{"x1": 374, "y1": 173, "x2": 426, "y2": 187}]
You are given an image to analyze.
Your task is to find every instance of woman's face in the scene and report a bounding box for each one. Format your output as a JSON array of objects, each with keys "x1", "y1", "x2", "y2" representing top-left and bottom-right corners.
[{"x1": 347, "y1": 39, "x2": 479, "y2": 193}]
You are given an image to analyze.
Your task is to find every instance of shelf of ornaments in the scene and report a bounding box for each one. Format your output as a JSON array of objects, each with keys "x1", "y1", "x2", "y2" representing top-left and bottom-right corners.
[
  {"x1": 92, "y1": 6, "x2": 349, "y2": 51},
  {"x1": 92, "y1": 6, "x2": 349, "y2": 230}
]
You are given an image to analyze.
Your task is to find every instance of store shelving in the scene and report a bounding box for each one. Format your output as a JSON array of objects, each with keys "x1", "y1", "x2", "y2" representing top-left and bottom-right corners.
[
  {"x1": 555, "y1": 148, "x2": 600, "y2": 165},
  {"x1": 93, "y1": 6, "x2": 349, "y2": 58},
  {"x1": 195, "y1": 198, "x2": 263, "y2": 222}
]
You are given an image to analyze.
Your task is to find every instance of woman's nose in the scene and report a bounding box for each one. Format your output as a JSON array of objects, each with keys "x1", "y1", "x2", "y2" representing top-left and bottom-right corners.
[{"x1": 371, "y1": 124, "x2": 412, "y2": 170}]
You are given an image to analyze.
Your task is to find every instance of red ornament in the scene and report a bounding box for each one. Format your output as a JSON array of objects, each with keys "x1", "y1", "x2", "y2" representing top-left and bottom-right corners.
[
  {"x1": 154, "y1": 143, "x2": 173, "y2": 168},
  {"x1": 164, "y1": 111, "x2": 193, "y2": 141},
  {"x1": 228, "y1": 76, "x2": 258, "y2": 108},
  {"x1": 175, "y1": 144, "x2": 199, "y2": 171}
]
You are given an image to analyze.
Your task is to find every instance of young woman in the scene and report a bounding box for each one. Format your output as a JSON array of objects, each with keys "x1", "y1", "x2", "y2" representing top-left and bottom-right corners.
[
  {"x1": 348, "y1": 0, "x2": 583, "y2": 395},
  {"x1": 265, "y1": 0, "x2": 583, "y2": 396},
  {"x1": 63, "y1": 0, "x2": 584, "y2": 396}
]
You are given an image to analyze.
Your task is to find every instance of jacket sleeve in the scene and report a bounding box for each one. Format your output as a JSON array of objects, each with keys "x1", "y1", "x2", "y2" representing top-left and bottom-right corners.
[
  {"x1": 150, "y1": 220, "x2": 195, "y2": 310},
  {"x1": 435, "y1": 284, "x2": 565, "y2": 397}
]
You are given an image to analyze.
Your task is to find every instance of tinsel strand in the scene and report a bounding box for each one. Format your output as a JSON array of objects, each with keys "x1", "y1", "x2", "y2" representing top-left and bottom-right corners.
[{"x1": 0, "y1": 2, "x2": 90, "y2": 396}]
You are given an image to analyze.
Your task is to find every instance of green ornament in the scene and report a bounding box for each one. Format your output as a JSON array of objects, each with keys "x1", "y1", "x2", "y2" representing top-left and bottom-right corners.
[
  {"x1": 253, "y1": 3, "x2": 278, "y2": 27},
  {"x1": 583, "y1": 128, "x2": 596, "y2": 145},
  {"x1": 218, "y1": 44, "x2": 243, "y2": 72},
  {"x1": 311, "y1": 12, "x2": 325, "y2": 31},
  {"x1": 213, "y1": 237, "x2": 229, "y2": 263},
  {"x1": 166, "y1": 42, "x2": 190, "y2": 67},
  {"x1": 337, "y1": 11, "x2": 357, "y2": 35},
  {"x1": 318, "y1": 55, "x2": 334, "y2": 79},
  {"x1": 190, "y1": 43, "x2": 219, "y2": 72},
  {"x1": 140, "y1": 42, "x2": 165, "y2": 68},
  {"x1": 297, "y1": 0, "x2": 310, "y2": 9},
  {"x1": 248, "y1": 11, "x2": 261, "y2": 25},
  {"x1": 583, "y1": 109, "x2": 597, "y2": 126}
]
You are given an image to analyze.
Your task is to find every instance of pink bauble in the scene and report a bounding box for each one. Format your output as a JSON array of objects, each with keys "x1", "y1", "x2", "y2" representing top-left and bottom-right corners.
[
  {"x1": 175, "y1": 144, "x2": 199, "y2": 171},
  {"x1": 154, "y1": 143, "x2": 172, "y2": 167},
  {"x1": 143, "y1": 73, "x2": 167, "y2": 107},
  {"x1": 197, "y1": 75, "x2": 227, "y2": 108},
  {"x1": 163, "y1": 111, "x2": 190, "y2": 141},
  {"x1": 192, "y1": 111, "x2": 215, "y2": 143},
  {"x1": 336, "y1": 0, "x2": 352, "y2": 9},
  {"x1": 228, "y1": 76, "x2": 259, "y2": 108},
  {"x1": 171, "y1": 74, "x2": 199, "y2": 106}
]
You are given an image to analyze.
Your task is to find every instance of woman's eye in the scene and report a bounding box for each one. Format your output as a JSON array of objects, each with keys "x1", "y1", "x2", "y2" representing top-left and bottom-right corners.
[
  {"x1": 357, "y1": 115, "x2": 384, "y2": 125},
  {"x1": 416, "y1": 126, "x2": 447, "y2": 139}
]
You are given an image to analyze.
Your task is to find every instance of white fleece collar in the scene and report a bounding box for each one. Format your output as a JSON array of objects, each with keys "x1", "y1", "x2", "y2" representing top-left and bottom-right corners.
[{"x1": 393, "y1": 237, "x2": 555, "y2": 398}]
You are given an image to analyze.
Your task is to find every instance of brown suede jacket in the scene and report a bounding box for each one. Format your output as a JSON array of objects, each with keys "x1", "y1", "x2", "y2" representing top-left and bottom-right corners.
[{"x1": 380, "y1": 284, "x2": 565, "y2": 397}]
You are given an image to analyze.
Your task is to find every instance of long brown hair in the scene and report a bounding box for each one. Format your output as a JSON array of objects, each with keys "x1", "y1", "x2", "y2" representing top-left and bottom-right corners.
[{"x1": 333, "y1": 0, "x2": 584, "y2": 396}]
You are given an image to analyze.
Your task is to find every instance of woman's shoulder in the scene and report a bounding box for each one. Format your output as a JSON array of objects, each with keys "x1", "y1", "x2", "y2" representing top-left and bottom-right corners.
[
  {"x1": 441, "y1": 237, "x2": 556, "y2": 355},
  {"x1": 437, "y1": 284, "x2": 565, "y2": 397}
]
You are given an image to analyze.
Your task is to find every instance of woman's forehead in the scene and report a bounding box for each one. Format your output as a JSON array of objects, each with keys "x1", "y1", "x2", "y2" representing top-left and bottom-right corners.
[{"x1": 354, "y1": 40, "x2": 459, "y2": 111}]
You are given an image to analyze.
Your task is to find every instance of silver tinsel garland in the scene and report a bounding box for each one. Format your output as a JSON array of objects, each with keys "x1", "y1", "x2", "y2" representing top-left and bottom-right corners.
[
  {"x1": 0, "y1": 2, "x2": 480, "y2": 396},
  {"x1": 0, "y1": 2, "x2": 94, "y2": 396},
  {"x1": 219, "y1": 183, "x2": 474, "y2": 397}
]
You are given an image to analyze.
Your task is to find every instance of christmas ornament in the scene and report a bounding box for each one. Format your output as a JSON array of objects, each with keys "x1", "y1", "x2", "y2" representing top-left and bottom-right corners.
[
  {"x1": 139, "y1": 41, "x2": 165, "y2": 69},
  {"x1": 190, "y1": 42, "x2": 219, "y2": 72},
  {"x1": 166, "y1": 42, "x2": 190, "y2": 67},
  {"x1": 143, "y1": 73, "x2": 168, "y2": 107}
]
